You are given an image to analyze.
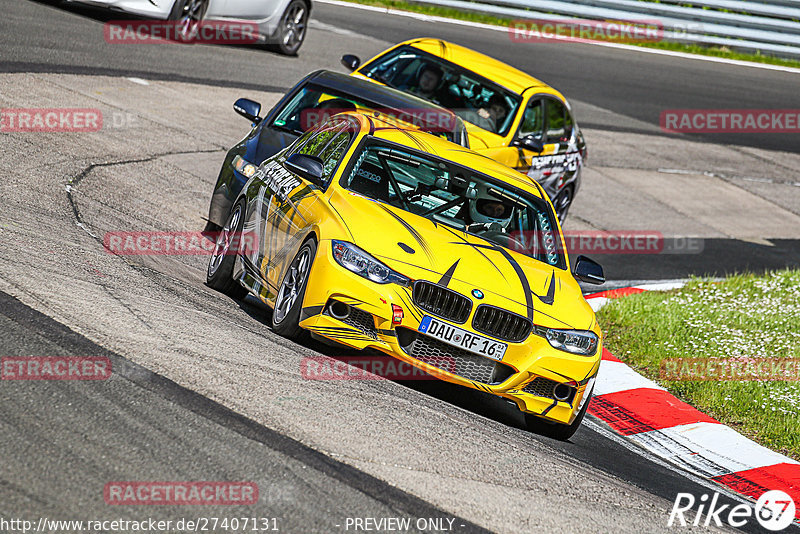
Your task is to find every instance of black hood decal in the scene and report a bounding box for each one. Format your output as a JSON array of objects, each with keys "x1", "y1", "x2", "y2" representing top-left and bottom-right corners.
[
  {"x1": 438, "y1": 260, "x2": 459, "y2": 287},
  {"x1": 440, "y1": 225, "x2": 505, "y2": 280},
  {"x1": 378, "y1": 204, "x2": 434, "y2": 263},
  {"x1": 450, "y1": 242, "x2": 534, "y2": 321}
]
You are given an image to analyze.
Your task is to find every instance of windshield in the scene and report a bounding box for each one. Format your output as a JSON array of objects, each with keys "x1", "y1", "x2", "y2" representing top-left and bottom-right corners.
[
  {"x1": 271, "y1": 85, "x2": 464, "y2": 144},
  {"x1": 359, "y1": 45, "x2": 522, "y2": 137},
  {"x1": 341, "y1": 139, "x2": 564, "y2": 268}
]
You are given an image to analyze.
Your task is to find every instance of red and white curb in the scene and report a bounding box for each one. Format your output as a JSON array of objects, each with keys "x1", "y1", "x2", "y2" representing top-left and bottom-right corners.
[{"x1": 586, "y1": 283, "x2": 800, "y2": 518}]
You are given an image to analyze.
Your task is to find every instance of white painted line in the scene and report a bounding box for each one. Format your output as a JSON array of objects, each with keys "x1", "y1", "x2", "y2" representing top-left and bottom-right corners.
[
  {"x1": 632, "y1": 281, "x2": 687, "y2": 292},
  {"x1": 126, "y1": 77, "x2": 150, "y2": 86},
  {"x1": 595, "y1": 360, "x2": 666, "y2": 396},
  {"x1": 317, "y1": 0, "x2": 800, "y2": 75},
  {"x1": 630, "y1": 422, "x2": 799, "y2": 478},
  {"x1": 584, "y1": 417, "x2": 759, "y2": 509},
  {"x1": 587, "y1": 296, "x2": 608, "y2": 311}
]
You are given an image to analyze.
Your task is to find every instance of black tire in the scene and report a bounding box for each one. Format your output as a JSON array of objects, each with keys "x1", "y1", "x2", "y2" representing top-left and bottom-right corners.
[
  {"x1": 271, "y1": 239, "x2": 316, "y2": 339},
  {"x1": 524, "y1": 391, "x2": 591, "y2": 441},
  {"x1": 553, "y1": 185, "x2": 574, "y2": 223},
  {"x1": 268, "y1": 0, "x2": 308, "y2": 56},
  {"x1": 168, "y1": 0, "x2": 210, "y2": 42},
  {"x1": 206, "y1": 200, "x2": 248, "y2": 300},
  {"x1": 202, "y1": 219, "x2": 222, "y2": 235}
]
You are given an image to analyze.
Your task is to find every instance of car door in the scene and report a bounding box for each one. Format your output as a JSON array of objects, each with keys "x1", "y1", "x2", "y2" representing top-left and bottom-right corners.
[
  {"x1": 517, "y1": 97, "x2": 581, "y2": 189},
  {"x1": 243, "y1": 120, "x2": 354, "y2": 298}
]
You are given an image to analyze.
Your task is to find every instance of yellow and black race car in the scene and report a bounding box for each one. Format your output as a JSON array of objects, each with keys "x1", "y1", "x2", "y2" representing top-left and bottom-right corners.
[
  {"x1": 207, "y1": 111, "x2": 605, "y2": 439},
  {"x1": 342, "y1": 38, "x2": 587, "y2": 222}
]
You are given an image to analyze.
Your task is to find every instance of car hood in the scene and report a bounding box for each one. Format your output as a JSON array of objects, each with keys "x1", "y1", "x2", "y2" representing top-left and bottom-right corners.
[{"x1": 329, "y1": 189, "x2": 593, "y2": 330}]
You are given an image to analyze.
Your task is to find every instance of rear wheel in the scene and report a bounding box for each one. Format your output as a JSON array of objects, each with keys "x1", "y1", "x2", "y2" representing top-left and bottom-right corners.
[
  {"x1": 524, "y1": 391, "x2": 590, "y2": 441},
  {"x1": 168, "y1": 0, "x2": 210, "y2": 42},
  {"x1": 206, "y1": 200, "x2": 248, "y2": 300},
  {"x1": 268, "y1": 0, "x2": 308, "y2": 55},
  {"x1": 271, "y1": 239, "x2": 316, "y2": 339}
]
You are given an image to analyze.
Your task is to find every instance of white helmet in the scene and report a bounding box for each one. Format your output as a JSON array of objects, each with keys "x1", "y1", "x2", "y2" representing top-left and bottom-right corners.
[{"x1": 469, "y1": 184, "x2": 514, "y2": 228}]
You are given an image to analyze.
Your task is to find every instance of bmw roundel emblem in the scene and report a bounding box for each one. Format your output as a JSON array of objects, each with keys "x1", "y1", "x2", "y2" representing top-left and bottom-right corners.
[{"x1": 472, "y1": 289, "x2": 484, "y2": 299}]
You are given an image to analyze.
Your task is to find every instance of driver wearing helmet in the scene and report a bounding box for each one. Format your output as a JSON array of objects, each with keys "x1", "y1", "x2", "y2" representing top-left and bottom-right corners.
[{"x1": 467, "y1": 184, "x2": 514, "y2": 232}]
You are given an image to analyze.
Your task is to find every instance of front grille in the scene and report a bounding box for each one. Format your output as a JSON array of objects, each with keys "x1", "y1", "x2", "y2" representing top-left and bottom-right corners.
[
  {"x1": 399, "y1": 329, "x2": 514, "y2": 385},
  {"x1": 472, "y1": 305, "x2": 532, "y2": 342},
  {"x1": 412, "y1": 281, "x2": 472, "y2": 324}
]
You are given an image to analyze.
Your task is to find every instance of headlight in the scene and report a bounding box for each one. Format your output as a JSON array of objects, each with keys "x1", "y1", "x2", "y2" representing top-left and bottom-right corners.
[
  {"x1": 533, "y1": 326, "x2": 598, "y2": 356},
  {"x1": 332, "y1": 241, "x2": 411, "y2": 286},
  {"x1": 232, "y1": 155, "x2": 257, "y2": 178}
]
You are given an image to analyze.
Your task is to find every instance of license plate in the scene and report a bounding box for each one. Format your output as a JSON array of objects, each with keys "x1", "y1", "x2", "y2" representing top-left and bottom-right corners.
[{"x1": 418, "y1": 316, "x2": 507, "y2": 361}]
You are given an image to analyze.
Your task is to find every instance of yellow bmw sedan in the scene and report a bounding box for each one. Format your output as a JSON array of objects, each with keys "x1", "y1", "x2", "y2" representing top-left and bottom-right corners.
[
  {"x1": 207, "y1": 111, "x2": 604, "y2": 439},
  {"x1": 342, "y1": 38, "x2": 587, "y2": 222}
]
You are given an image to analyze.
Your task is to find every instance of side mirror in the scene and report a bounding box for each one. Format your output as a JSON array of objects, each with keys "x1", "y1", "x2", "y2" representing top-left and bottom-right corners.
[
  {"x1": 573, "y1": 255, "x2": 605, "y2": 285},
  {"x1": 233, "y1": 98, "x2": 261, "y2": 123},
  {"x1": 284, "y1": 153, "x2": 324, "y2": 185},
  {"x1": 513, "y1": 135, "x2": 544, "y2": 153},
  {"x1": 341, "y1": 54, "x2": 361, "y2": 71}
]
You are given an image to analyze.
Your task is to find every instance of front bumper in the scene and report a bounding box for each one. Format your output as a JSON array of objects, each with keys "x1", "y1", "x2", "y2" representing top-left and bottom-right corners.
[{"x1": 300, "y1": 240, "x2": 600, "y2": 425}]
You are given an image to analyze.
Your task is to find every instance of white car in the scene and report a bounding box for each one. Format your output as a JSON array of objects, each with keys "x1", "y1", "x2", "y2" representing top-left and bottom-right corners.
[{"x1": 66, "y1": 0, "x2": 310, "y2": 55}]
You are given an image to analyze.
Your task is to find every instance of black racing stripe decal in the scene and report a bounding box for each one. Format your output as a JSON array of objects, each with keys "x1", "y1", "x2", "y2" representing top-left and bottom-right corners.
[
  {"x1": 580, "y1": 366, "x2": 599, "y2": 384},
  {"x1": 437, "y1": 260, "x2": 459, "y2": 287},
  {"x1": 300, "y1": 305, "x2": 325, "y2": 322},
  {"x1": 541, "y1": 400, "x2": 559, "y2": 416},
  {"x1": 378, "y1": 204, "x2": 434, "y2": 263},
  {"x1": 439, "y1": 226, "x2": 505, "y2": 279},
  {"x1": 396, "y1": 290, "x2": 423, "y2": 322},
  {"x1": 540, "y1": 271, "x2": 556, "y2": 306},
  {"x1": 327, "y1": 200, "x2": 353, "y2": 241},
  {"x1": 450, "y1": 241, "x2": 535, "y2": 321},
  {"x1": 312, "y1": 325, "x2": 362, "y2": 334},
  {"x1": 394, "y1": 127, "x2": 429, "y2": 153}
]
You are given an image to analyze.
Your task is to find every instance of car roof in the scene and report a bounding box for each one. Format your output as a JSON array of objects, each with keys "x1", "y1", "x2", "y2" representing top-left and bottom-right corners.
[
  {"x1": 342, "y1": 112, "x2": 545, "y2": 198},
  {"x1": 401, "y1": 38, "x2": 550, "y2": 96},
  {"x1": 307, "y1": 69, "x2": 462, "y2": 120}
]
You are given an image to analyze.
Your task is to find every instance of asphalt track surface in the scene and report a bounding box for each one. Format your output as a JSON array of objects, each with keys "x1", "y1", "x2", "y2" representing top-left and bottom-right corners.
[{"x1": 1, "y1": 1, "x2": 798, "y2": 533}]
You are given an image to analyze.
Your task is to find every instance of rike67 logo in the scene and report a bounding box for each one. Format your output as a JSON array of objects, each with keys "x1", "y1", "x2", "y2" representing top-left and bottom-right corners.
[{"x1": 669, "y1": 490, "x2": 796, "y2": 531}]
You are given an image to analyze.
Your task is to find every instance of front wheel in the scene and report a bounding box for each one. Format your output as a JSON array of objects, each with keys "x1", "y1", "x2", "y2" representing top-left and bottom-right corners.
[
  {"x1": 271, "y1": 239, "x2": 316, "y2": 339},
  {"x1": 524, "y1": 392, "x2": 590, "y2": 441},
  {"x1": 206, "y1": 200, "x2": 248, "y2": 300},
  {"x1": 268, "y1": 0, "x2": 308, "y2": 55}
]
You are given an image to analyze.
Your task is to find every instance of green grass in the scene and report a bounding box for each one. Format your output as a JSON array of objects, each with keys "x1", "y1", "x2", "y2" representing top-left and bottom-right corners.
[
  {"x1": 597, "y1": 270, "x2": 800, "y2": 459},
  {"x1": 336, "y1": 0, "x2": 800, "y2": 69}
]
